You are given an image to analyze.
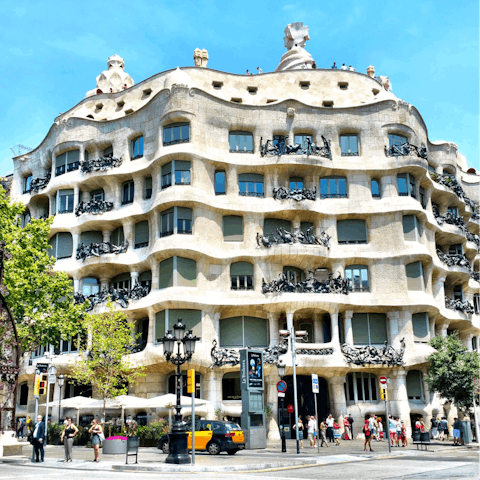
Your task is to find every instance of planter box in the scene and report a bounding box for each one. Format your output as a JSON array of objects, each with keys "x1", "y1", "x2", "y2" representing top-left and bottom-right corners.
[
  {"x1": 102, "y1": 439, "x2": 126, "y2": 454},
  {"x1": 140, "y1": 438, "x2": 157, "y2": 448}
]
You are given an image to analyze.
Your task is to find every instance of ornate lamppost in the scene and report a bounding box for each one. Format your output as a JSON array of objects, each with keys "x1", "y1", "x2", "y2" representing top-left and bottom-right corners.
[
  {"x1": 161, "y1": 320, "x2": 199, "y2": 464},
  {"x1": 57, "y1": 374, "x2": 64, "y2": 424}
]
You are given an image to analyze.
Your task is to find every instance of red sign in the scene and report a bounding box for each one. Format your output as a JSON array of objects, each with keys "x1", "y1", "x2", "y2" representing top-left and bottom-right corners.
[
  {"x1": 277, "y1": 380, "x2": 287, "y2": 393},
  {"x1": 379, "y1": 376, "x2": 387, "y2": 385},
  {"x1": 287, "y1": 404, "x2": 294, "y2": 413}
]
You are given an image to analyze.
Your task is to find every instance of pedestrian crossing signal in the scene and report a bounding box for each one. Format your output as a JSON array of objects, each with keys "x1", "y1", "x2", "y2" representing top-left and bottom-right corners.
[
  {"x1": 187, "y1": 369, "x2": 195, "y2": 394},
  {"x1": 38, "y1": 373, "x2": 48, "y2": 395},
  {"x1": 33, "y1": 375, "x2": 41, "y2": 396},
  {"x1": 381, "y1": 388, "x2": 388, "y2": 400}
]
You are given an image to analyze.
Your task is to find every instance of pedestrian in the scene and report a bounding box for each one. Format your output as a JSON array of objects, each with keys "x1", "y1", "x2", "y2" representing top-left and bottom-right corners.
[
  {"x1": 440, "y1": 416, "x2": 449, "y2": 441},
  {"x1": 368, "y1": 414, "x2": 377, "y2": 441},
  {"x1": 246, "y1": 70, "x2": 252, "y2": 75},
  {"x1": 307, "y1": 415, "x2": 316, "y2": 448},
  {"x1": 431, "y1": 416, "x2": 439, "y2": 439},
  {"x1": 326, "y1": 414, "x2": 334, "y2": 443},
  {"x1": 377, "y1": 417, "x2": 383, "y2": 441},
  {"x1": 400, "y1": 420, "x2": 408, "y2": 447},
  {"x1": 319, "y1": 419, "x2": 329, "y2": 447},
  {"x1": 333, "y1": 420, "x2": 341, "y2": 445},
  {"x1": 32, "y1": 415, "x2": 45, "y2": 463},
  {"x1": 348, "y1": 65, "x2": 356, "y2": 71},
  {"x1": 60, "y1": 417, "x2": 78, "y2": 463},
  {"x1": 395, "y1": 417, "x2": 402, "y2": 446},
  {"x1": 292, "y1": 416, "x2": 304, "y2": 448},
  {"x1": 16, "y1": 418, "x2": 24, "y2": 438},
  {"x1": 341, "y1": 63, "x2": 347, "y2": 70},
  {"x1": 343, "y1": 416, "x2": 351, "y2": 440},
  {"x1": 388, "y1": 415, "x2": 397, "y2": 447},
  {"x1": 363, "y1": 420, "x2": 373, "y2": 451},
  {"x1": 88, "y1": 419, "x2": 103, "y2": 462},
  {"x1": 312, "y1": 61, "x2": 317, "y2": 69},
  {"x1": 452, "y1": 417, "x2": 461, "y2": 446},
  {"x1": 331, "y1": 62, "x2": 337, "y2": 69},
  {"x1": 348, "y1": 413, "x2": 354, "y2": 438},
  {"x1": 256, "y1": 67, "x2": 262, "y2": 74}
]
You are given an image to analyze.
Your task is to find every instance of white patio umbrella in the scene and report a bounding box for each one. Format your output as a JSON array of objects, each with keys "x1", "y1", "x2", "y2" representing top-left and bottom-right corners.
[{"x1": 40, "y1": 396, "x2": 99, "y2": 425}]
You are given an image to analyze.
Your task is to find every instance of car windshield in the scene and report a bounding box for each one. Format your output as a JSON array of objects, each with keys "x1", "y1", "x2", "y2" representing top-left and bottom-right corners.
[{"x1": 225, "y1": 423, "x2": 242, "y2": 431}]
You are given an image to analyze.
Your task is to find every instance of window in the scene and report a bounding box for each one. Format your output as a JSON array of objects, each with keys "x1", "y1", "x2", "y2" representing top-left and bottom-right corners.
[
  {"x1": 82, "y1": 277, "x2": 100, "y2": 296},
  {"x1": 163, "y1": 123, "x2": 190, "y2": 146},
  {"x1": 230, "y1": 262, "x2": 254, "y2": 290},
  {"x1": 352, "y1": 313, "x2": 387, "y2": 345},
  {"x1": 264, "y1": 218, "x2": 292, "y2": 235},
  {"x1": 159, "y1": 256, "x2": 197, "y2": 288},
  {"x1": 320, "y1": 176, "x2": 347, "y2": 198},
  {"x1": 145, "y1": 177, "x2": 152, "y2": 199},
  {"x1": 345, "y1": 265, "x2": 369, "y2": 292},
  {"x1": 168, "y1": 373, "x2": 201, "y2": 398},
  {"x1": 111, "y1": 272, "x2": 131, "y2": 290},
  {"x1": 289, "y1": 176, "x2": 303, "y2": 189},
  {"x1": 474, "y1": 294, "x2": 479, "y2": 314},
  {"x1": 301, "y1": 222, "x2": 314, "y2": 234},
  {"x1": 299, "y1": 81, "x2": 310, "y2": 89},
  {"x1": 371, "y1": 179, "x2": 380, "y2": 198},
  {"x1": 55, "y1": 150, "x2": 80, "y2": 176},
  {"x1": 397, "y1": 173, "x2": 416, "y2": 198},
  {"x1": 247, "y1": 86, "x2": 258, "y2": 94},
  {"x1": 403, "y1": 215, "x2": 420, "y2": 242},
  {"x1": 223, "y1": 215, "x2": 243, "y2": 242},
  {"x1": 48, "y1": 232, "x2": 73, "y2": 259},
  {"x1": 412, "y1": 313, "x2": 429, "y2": 342},
  {"x1": 80, "y1": 231, "x2": 103, "y2": 245},
  {"x1": 447, "y1": 206, "x2": 459, "y2": 216},
  {"x1": 57, "y1": 189, "x2": 74, "y2": 214},
  {"x1": 420, "y1": 187, "x2": 427, "y2": 209},
  {"x1": 160, "y1": 207, "x2": 193, "y2": 237},
  {"x1": 23, "y1": 175, "x2": 33, "y2": 193},
  {"x1": 222, "y1": 372, "x2": 241, "y2": 400},
  {"x1": 340, "y1": 135, "x2": 359, "y2": 156},
  {"x1": 406, "y1": 370, "x2": 424, "y2": 401},
  {"x1": 388, "y1": 134, "x2": 407, "y2": 147},
  {"x1": 22, "y1": 210, "x2": 31, "y2": 228},
  {"x1": 229, "y1": 131, "x2": 254, "y2": 153},
  {"x1": 215, "y1": 170, "x2": 226, "y2": 195},
  {"x1": 103, "y1": 146, "x2": 113, "y2": 157},
  {"x1": 448, "y1": 244, "x2": 463, "y2": 255},
  {"x1": 19, "y1": 383, "x2": 28, "y2": 406},
  {"x1": 294, "y1": 133, "x2": 312, "y2": 153},
  {"x1": 131, "y1": 136, "x2": 144, "y2": 159},
  {"x1": 238, "y1": 173, "x2": 264, "y2": 197},
  {"x1": 338, "y1": 82, "x2": 348, "y2": 90},
  {"x1": 155, "y1": 308, "x2": 201, "y2": 342},
  {"x1": 161, "y1": 161, "x2": 191, "y2": 189},
  {"x1": 406, "y1": 261, "x2": 424, "y2": 291},
  {"x1": 90, "y1": 189, "x2": 104, "y2": 202},
  {"x1": 220, "y1": 316, "x2": 268, "y2": 347},
  {"x1": 283, "y1": 266, "x2": 304, "y2": 283},
  {"x1": 59, "y1": 335, "x2": 80, "y2": 354},
  {"x1": 134, "y1": 220, "x2": 149, "y2": 248},
  {"x1": 111, "y1": 226, "x2": 124, "y2": 245},
  {"x1": 346, "y1": 372, "x2": 378, "y2": 403},
  {"x1": 337, "y1": 219, "x2": 367, "y2": 244},
  {"x1": 122, "y1": 180, "x2": 134, "y2": 204},
  {"x1": 212, "y1": 81, "x2": 223, "y2": 89},
  {"x1": 453, "y1": 285, "x2": 463, "y2": 301}
]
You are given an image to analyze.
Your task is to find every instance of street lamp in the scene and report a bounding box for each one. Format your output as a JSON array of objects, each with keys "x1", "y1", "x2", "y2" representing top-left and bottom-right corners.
[
  {"x1": 161, "y1": 320, "x2": 199, "y2": 464},
  {"x1": 277, "y1": 360, "x2": 286, "y2": 453},
  {"x1": 57, "y1": 374, "x2": 64, "y2": 424}
]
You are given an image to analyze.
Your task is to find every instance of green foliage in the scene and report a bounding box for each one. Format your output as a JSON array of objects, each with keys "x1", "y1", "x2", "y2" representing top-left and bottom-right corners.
[
  {"x1": 264, "y1": 404, "x2": 273, "y2": 421},
  {"x1": 122, "y1": 420, "x2": 138, "y2": 437},
  {"x1": 0, "y1": 185, "x2": 84, "y2": 353},
  {"x1": 69, "y1": 302, "x2": 145, "y2": 417},
  {"x1": 425, "y1": 333, "x2": 480, "y2": 411}
]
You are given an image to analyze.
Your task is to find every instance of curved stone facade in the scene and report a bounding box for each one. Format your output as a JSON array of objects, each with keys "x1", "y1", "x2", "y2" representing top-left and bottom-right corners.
[{"x1": 12, "y1": 57, "x2": 479, "y2": 438}]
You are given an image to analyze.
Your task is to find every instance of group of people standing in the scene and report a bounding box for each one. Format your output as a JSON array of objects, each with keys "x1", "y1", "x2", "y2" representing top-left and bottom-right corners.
[
  {"x1": 293, "y1": 414, "x2": 345, "y2": 448},
  {"x1": 362, "y1": 414, "x2": 408, "y2": 451}
]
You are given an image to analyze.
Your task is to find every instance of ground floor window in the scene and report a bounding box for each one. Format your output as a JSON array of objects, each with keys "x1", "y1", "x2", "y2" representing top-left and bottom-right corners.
[
  {"x1": 222, "y1": 372, "x2": 241, "y2": 400},
  {"x1": 346, "y1": 372, "x2": 378, "y2": 403}
]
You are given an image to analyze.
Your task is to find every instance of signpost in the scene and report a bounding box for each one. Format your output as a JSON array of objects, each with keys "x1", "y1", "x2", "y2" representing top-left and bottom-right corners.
[
  {"x1": 311, "y1": 374, "x2": 320, "y2": 453},
  {"x1": 277, "y1": 380, "x2": 287, "y2": 452},
  {"x1": 379, "y1": 376, "x2": 391, "y2": 453},
  {"x1": 187, "y1": 369, "x2": 195, "y2": 466},
  {"x1": 473, "y1": 378, "x2": 479, "y2": 443}
]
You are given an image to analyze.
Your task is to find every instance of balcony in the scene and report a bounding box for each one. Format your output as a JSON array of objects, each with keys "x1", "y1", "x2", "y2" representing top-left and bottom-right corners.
[
  {"x1": 430, "y1": 171, "x2": 478, "y2": 210},
  {"x1": 75, "y1": 200, "x2": 114, "y2": 217},
  {"x1": 341, "y1": 339, "x2": 406, "y2": 366},
  {"x1": 262, "y1": 271, "x2": 349, "y2": 294},
  {"x1": 272, "y1": 186, "x2": 316, "y2": 201},
  {"x1": 436, "y1": 249, "x2": 479, "y2": 281},
  {"x1": 76, "y1": 240, "x2": 128, "y2": 261},
  {"x1": 445, "y1": 296, "x2": 474, "y2": 314},
  {"x1": 25, "y1": 172, "x2": 51, "y2": 194},
  {"x1": 384, "y1": 142, "x2": 427, "y2": 159},
  {"x1": 433, "y1": 207, "x2": 480, "y2": 249},
  {"x1": 260, "y1": 135, "x2": 331, "y2": 159},
  {"x1": 256, "y1": 227, "x2": 331, "y2": 248},
  {"x1": 80, "y1": 154, "x2": 123, "y2": 173}
]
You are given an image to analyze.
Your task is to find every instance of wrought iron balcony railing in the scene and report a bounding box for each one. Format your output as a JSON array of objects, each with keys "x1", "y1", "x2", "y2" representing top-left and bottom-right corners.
[
  {"x1": 445, "y1": 296, "x2": 474, "y2": 314},
  {"x1": 25, "y1": 172, "x2": 51, "y2": 194},
  {"x1": 76, "y1": 240, "x2": 129, "y2": 261},
  {"x1": 430, "y1": 171, "x2": 478, "y2": 211},
  {"x1": 384, "y1": 142, "x2": 427, "y2": 159},
  {"x1": 341, "y1": 339, "x2": 406, "y2": 366},
  {"x1": 433, "y1": 206, "x2": 480, "y2": 249},
  {"x1": 75, "y1": 200, "x2": 114, "y2": 217},
  {"x1": 262, "y1": 272, "x2": 349, "y2": 295},
  {"x1": 436, "y1": 249, "x2": 479, "y2": 281},
  {"x1": 272, "y1": 186, "x2": 316, "y2": 201},
  {"x1": 260, "y1": 135, "x2": 332, "y2": 159},
  {"x1": 80, "y1": 154, "x2": 123, "y2": 173},
  {"x1": 257, "y1": 227, "x2": 331, "y2": 248},
  {"x1": 74, "y1": 281, "x2": 150, "y2": 311},
  {"x1": 128, "y1": 340, "x2": 147, "y2": 353}
]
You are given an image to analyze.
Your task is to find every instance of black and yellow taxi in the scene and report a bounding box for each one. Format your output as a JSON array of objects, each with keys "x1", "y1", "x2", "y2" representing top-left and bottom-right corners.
[{"x1": 157, "y1": 420, "x2": 245, "y2": 455}]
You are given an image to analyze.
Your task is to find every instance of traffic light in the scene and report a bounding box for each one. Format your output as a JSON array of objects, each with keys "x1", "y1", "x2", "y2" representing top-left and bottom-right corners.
[
  {"x1": 38, "y1": 373, "x2": 48, "y2": 395},
  {"x1": 380, "y1": 388, "x2": 388, "y2": 400},
  {"x1": 33, "y1": 375, "x2": 41, "y2": 396},
  {"x1": 187, "y1": 369, "x2": 195, "y2": 394}
]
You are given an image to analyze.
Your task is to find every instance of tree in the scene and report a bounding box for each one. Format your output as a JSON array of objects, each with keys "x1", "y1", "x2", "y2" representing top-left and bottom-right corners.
[
  {"x1": 425, "y1": 333, "x2": 480, "y2": 411},
  {"x1": 69, "y1": 303, "x2": 145, "y2": 420}
]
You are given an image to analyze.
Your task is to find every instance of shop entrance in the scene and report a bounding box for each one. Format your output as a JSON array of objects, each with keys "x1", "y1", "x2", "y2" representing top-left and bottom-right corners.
[{"x1": 279, "y1": 375, "x2": 329, "y2": 438}]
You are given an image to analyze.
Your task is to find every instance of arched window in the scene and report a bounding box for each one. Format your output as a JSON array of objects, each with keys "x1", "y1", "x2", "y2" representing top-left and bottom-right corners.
[
  {"x1": 412, "y1": 313, "x2": 429, "y2": 342},
  {"x1": 397, "y1": 173, "x2": 416, "y2": 198},
  {"x1": 161, "y1": 161, "x2": 191, "y2": 189},
  {"x1": 23, "y1": 175, "x2": 33, "y2": 194},
  {"x1": 403, "y1": 215, "x2": 420, "y2": 242},
  {"x1": 122, "y1": 180, "x2": 134, "y2": 204},
  {"x1": 371, "y1": 179, "x2": 380, "y2": 198},
  {"x1": 160, "y1": 207, "x2": 193, "y2": 237},
  {"x1": 222, "y1": 372, "x2": 241, "y2": 400},
  {"x1": 346, "y1": 372, "x2": 378, "y2": 402},
  {"x1": 215, "y1": 170, "x2": 226, "y2": 195},
  {"x1": 220, "y1": 316, "x2": 268, "y2": 347},
  {"x1": 163, "y1": 123, "x2": 190, "y2": 146},
  {"x1": 111, "y1": 226, "x2": 125, "y2": 245},
  {"x1": 145, "y1": 177, "x2": 152, "y2": 199},
  {"x1": 103, "y1": 146, "x2": 113, "y2": 157},
  {"x1": 21, "y1": 210, "x2": 31, "y2": 228},
  {"x1": 223, "y1": 215, "x2": 243, "y2": 242},
  {"x1": 111, "y1": 272, "x2": 131, "y2": 290},
  {"x1": 229, "y1": 131, "x2": 253, "y2": 153},
  {"x1": 48, "y1": 232, "x2": 73, "y2": 259},
  {"x1": 340, "y1": 134, "x2": 359, "y2": 156},
  {"x1": 289, "y1": 176, "x2": 303, "y2": 189},
  {"x1": 159, "y1": 257, "x2": 197, "y2": 288},
  {"x1": 90, "y1": 189, "x2": 105, "y2": 202},
  {"x1": 230, "y1": 262, "x2": 254, "y2": 290},
  {"x1": 55, "y1": 189, "x2": 74, "y2": 214},
  {"x1": 406, "y1": 370, "x2": 424, "y2": 401},
  {"x1": 283, "y1": 266, "x2": 304, "y2": 283},
  {"x1": 345, "y1": 265, "x2": 369, "y2": 292},
  {"x1": 388, "y1": 134, "x2": 407, "y2": 147},
  {"x1": 82, "y1": 277, "x2": 99, "y2": 296},
  {"x1": 351, "y1": 313, "x2": 387, "y2": 345},
  {"x1": 131, "y1": 136, "x2": 144, "y2": 160}
]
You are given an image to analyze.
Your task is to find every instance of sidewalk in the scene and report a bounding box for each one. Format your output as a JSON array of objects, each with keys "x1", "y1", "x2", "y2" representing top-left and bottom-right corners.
[{"x1": 1, "y1": 438, "x2": 478, "y2": 473}]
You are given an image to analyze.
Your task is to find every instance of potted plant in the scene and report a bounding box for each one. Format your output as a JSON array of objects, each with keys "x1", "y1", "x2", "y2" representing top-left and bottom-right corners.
[{"x1": 123, "y1": 420, "x2": 140, "y2": 450}]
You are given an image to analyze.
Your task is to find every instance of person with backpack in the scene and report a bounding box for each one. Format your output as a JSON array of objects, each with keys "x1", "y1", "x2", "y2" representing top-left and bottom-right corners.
[{"x1": 363, "y1": 419, "x2": 373, "y2": 451}]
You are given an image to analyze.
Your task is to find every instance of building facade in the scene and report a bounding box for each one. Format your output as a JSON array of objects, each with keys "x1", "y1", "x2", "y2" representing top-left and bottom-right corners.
[{"x1": 12, "y1": 26, "x2": 479, "y2": 437}]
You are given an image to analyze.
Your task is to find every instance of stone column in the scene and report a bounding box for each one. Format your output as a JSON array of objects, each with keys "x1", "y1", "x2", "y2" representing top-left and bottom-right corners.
[
  {"x1": 48, "y1": 193, "x2": 56, "y2": 216},
  {"x1": 437, "y1": 323, "x2": 449, "y2": 337},
  {"x1": 123, "y1": 221, "x2": 135, "y2": 247},
  {"x1": 150, "y1": 211, "x2": 159, "y2": 245},
  {"x1": 268, "y1": 313, "x2": 280, "y2": 347},
  {"x1": 313, "y1": 313, "x2": 323, "y2": 343},
  {"x1": 151, "y1": 165, "x2": 160, "y2": 200},
  {"x1": 202, "y1": 369, "x2": 221, "y2": 419},
  {"x1": 73, "y1": 277, "x2": 80, "y2": 293},
  {"x1": 72, "y1": 232, "x2": 80, "y2": 258},
  {"x1": 100, "y1": 276, "x2": 109, "y2": 291},
  {"x1": 73, "y1": 186, "x2": 80, "y2": 211},
  {"x1": 226, "y1": 165, "x2": 237, "y2": 200},
  {"x1": 265, "y1": 372, "x2": 280, "y2": 439},
  {"x1": 344, "y1": 310, "x2": 354, "y2": 345},
  {"x1": 462, "y1": 333, "x2": 474, "y2": 351},
  {"x1": 390, "y1": 370, "x2": 411, "y2": 437},
  {"x1": 147, "y1": 307, "x2": 156, "y2": 345},
  {"x1": 292, "y1": 217, "x2": 301, "y2": 233},
  {"x1": 130, "y1": 271, "x2": 139, "y2": 287},
  {"x1": 329, "y1": 376, "x2": 347, "y2": 431},
  {"x1": 330, "y1": 311, "x2": 340, "y2": 351},
  {"x1": 150, "y1": 260, "x2": 159, "y2": 290},
  {"x1": 133, "y1": 176, "x2": 142, "y2": 204},
  {"x1": 102, "y1": 230, "x2": 111, "y2": 243},
  {"x1": 387, "y1": 311, "x2": 401, "y2": 347}
]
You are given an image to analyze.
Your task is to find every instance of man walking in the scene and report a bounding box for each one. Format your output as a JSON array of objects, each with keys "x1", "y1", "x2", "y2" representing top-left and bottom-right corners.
[
  {"x1": 348, "y1": 413, "x2": 354, "y2": 438},
  {"x1": 326, "y1": 414, "x2": 334, "y2": 443},
  {"x1": 307, "y1": 415, "x2": 316, "y2": 448},
  {"x1": 32, "y1": 415, "x2": 45, "y2": 462}
]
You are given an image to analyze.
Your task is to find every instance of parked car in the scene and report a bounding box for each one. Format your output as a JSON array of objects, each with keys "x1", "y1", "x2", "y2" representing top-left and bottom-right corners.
[{"x1": 157, "y1": 420, "x2": 245, "y2": 455}]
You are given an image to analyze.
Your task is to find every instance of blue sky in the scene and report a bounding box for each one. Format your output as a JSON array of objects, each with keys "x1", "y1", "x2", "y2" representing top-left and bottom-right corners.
[{"x1": 1, "y1": 0, "x2": 478, "y2": 176}]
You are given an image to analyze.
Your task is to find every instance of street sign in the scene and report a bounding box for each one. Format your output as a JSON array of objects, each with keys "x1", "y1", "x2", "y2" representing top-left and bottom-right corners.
[
  {"x1": 287, "y1": 404, "x2": 294, "y2": 413},
  {"x1": 379, "y1": 376, "x2": 387, "y2": 385},
  {"x1": 35, "y1": 363, "x2": 49, "y2": 374},
  {"x1": 48, "y1": 375, "x2": 56, "y2": 384},
  {"x1": 278, "y1": 392, "x2": 285, "y2": 398},
  {"x1": 277, "y1": 380, "x2": 287, "y2": 393},
  {"x1": 311, "y1": 374, "x2": 319, "y2": 393}
]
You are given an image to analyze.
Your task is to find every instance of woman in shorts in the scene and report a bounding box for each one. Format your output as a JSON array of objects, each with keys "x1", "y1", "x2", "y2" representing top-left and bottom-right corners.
[{"x1": 363, "y1": 420, "x2": 373, "y2": 452}]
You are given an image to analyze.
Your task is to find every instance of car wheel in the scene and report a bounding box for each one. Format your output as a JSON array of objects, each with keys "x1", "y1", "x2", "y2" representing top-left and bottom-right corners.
[
  {"x1": 207, "y1": 440, "x2": 221, "y2": 455},
  {"x1": 160, "y1": 439, "x2": 169, "y2": 454},
  {"x1": 227, "y1": 449, "x2": 238, "y2": 455}
]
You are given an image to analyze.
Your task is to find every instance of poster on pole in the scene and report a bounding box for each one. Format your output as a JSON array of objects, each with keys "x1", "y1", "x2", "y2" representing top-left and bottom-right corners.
[{"x1": 311, "y1": 374, "x2": 319, "y2": 393}]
